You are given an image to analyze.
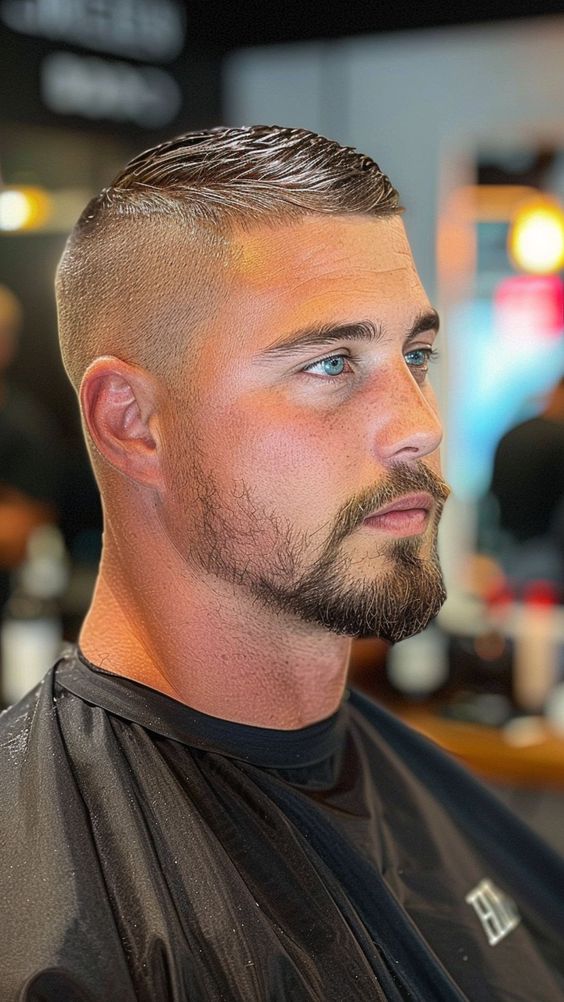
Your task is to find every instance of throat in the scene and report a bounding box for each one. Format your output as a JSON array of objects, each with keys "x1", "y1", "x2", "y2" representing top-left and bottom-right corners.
[{"x1": 80, "y1": 565, "x2": 351, "y2": 729}]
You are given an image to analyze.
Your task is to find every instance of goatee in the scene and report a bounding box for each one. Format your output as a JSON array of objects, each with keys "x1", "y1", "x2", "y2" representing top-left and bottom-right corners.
[{"x1": 190, "y1": 460, "x2": 450, "y2": 641}]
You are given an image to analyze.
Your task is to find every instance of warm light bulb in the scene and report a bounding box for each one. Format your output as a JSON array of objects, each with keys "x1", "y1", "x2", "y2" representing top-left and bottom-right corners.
[
  {"x1": 0, "y1": 191, "x2": 32, "y2": 231},
  {"x1": 0, "y1": 187, "x2": 51, "y2": 231},
  {"x1": 508, "y1": 200, "x2": 564, "y2": 275}
]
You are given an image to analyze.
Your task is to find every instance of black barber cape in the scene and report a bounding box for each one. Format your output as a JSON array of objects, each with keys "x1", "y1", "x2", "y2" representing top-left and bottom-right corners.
[{"x1": 1, "y1": 648, "x2": 563, "y2": 1002}]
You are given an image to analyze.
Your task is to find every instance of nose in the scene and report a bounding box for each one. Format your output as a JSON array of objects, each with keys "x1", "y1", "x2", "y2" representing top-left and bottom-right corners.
[{"x1": 370, "y1": 367, "x2": 443, "y2": 464}]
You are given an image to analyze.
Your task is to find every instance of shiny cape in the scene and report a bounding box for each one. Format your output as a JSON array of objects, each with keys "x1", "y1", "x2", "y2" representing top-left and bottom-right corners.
[{"x1": 1, "y1": 648, "x2": 563, "y2": 1002}]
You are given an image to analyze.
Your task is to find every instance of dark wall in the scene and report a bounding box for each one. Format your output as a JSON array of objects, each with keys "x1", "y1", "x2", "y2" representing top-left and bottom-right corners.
[{"x1": 2, "y1": 230, "x2": 103, "y2": 553}]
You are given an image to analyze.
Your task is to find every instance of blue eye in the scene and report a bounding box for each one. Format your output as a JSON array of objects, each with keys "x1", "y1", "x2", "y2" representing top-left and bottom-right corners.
[
  {"x1": 405, "y1": 347, "x2": 438, "y2": 378},
  {"x1": 303, "y1": 354, "x2": 349, "y2": 378},
  {"x1": 405, "y1": 348, "x2": 430, "y2": 366}
]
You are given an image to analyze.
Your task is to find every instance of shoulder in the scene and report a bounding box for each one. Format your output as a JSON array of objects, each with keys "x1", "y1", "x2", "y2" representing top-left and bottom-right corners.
[
  {"x1": 347, "y1": 687, "x2": 564, "y2": 921},
  {"x1": 498, "y1": 417, "x2": 564, "y2": 453},
  {"x1": 0, "y1": 658, "x2": 135, "y2": 999},
  {"x1": 0, "y1": 670, "x2": 53, "y2": 761},
  {"x1": 494, "y1": 418, "x2": 539, "y2": 451},
  {"x1": 0, "y1": 665, "x2": 61, "y2": 826}
]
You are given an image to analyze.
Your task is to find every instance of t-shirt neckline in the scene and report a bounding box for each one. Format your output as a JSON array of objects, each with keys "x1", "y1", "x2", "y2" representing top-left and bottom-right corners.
[{"x1": 54, "y1": 646, "x2": 349, "y2": 770}]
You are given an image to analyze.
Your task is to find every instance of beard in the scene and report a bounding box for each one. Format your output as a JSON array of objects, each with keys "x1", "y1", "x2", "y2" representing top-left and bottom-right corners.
[
  {"x1": 165, "y1": 455, "x2": 450, "y2": 642},
  {"x1": 254, "y1": 525, "x2": 447, "y2": 641}
]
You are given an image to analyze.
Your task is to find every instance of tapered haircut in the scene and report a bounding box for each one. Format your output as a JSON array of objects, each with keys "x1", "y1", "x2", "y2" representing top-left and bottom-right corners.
[{"x1": 56, "y1": 125, "x2": 401, "y2": 393}]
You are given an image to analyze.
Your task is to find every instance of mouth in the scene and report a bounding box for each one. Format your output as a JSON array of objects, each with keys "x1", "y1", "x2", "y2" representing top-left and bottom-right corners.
[{"x1": 362, "y1": 492, "x2": 434, "y2": 537}]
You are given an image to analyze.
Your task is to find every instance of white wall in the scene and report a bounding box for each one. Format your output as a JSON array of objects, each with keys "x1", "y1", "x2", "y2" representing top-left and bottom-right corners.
[{"x1": 225, "y1": 16, "x2": 564, "y2": 298}]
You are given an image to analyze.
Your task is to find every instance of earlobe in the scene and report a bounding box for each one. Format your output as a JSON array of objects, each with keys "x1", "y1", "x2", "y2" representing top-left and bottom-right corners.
[{"x1": 80, "y1": 357, "x2": 163, "y2": 488}]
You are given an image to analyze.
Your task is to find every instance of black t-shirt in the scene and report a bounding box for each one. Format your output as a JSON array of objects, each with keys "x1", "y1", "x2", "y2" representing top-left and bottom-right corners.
[
  {"x1": 0, "y1": 647, "x2": 563, "y2": 1001},
  {"x1": 491, "y1": 416, "x2": 564, "y2": 542}
]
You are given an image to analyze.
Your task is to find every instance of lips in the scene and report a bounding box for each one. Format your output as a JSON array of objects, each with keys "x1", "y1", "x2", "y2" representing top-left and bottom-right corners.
[
  {"x1": 364, "y1": 492, "x2": 434, "y2": 520},
  {"x1": 361, "y1": 492, "x2": 435, "y2": 536}
]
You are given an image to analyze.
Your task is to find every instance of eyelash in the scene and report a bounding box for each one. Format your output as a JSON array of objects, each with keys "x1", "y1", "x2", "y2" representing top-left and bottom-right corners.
[{"x1": 302, "y1": 348, "x2": 439, "y2": 382}]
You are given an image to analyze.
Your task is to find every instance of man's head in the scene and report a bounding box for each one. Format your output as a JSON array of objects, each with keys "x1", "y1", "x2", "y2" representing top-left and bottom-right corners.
[
  {"x1": 56, "y1": 126, "x2": 401, "y2": 394},
  {"x1": 56, "y1": 125, "x2": 449, "y2": 642}
]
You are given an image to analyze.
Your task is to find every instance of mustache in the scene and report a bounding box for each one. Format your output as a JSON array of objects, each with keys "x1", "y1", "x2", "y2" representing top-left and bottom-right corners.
[{"x1": 328, "y1": 462, "x2": 451, "y2": 548}]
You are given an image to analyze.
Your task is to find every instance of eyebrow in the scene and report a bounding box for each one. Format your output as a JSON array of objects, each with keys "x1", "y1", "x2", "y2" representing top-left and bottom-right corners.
[{"x1": 258, "y1": 308, "x2": 440, "y2": 359}]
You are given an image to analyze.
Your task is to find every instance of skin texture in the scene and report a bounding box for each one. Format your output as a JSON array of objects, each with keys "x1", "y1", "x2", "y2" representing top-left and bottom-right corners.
[{"x1": 79, "y1": 214, "x2": 448, "y2": 728}]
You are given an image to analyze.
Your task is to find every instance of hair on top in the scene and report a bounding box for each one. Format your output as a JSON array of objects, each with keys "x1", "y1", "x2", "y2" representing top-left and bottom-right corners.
[
  {"x1": 57, "y1": 125, "x2": 401, "y2": 401},
  {"x1": 81, "y1": 125, "x2": 401, "y2": 225}
]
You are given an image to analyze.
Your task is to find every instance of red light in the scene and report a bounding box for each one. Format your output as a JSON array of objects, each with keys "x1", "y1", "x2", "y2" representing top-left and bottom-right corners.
[
  {"x1": 494, "y1": 275, "x2": 563, "y2": 344},
  {"x1": 522, "y1": 580, "x2": 558, "y2": 607}
]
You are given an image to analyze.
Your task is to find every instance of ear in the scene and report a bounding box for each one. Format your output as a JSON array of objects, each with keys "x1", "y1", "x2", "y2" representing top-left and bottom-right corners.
[{"x1": 80, "y1": 356, "x2": 163, "y2": 489}]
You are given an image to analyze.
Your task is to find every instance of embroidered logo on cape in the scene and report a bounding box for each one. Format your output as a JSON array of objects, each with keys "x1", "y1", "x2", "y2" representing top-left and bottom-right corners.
[{"x1": 465, "y1": 878, "x2": 521, "y2": 946}]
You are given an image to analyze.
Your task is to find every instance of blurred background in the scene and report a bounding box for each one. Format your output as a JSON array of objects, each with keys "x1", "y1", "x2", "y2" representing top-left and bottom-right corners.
[{"x1": 2, "y1": 0, "x2": 564, "y2": 850}]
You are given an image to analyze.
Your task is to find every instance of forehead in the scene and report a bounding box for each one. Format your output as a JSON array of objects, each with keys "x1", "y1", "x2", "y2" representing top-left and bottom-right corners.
[
  {"x1": 232, "y1": 213, "x2": 415, "y2": 282},
  {"x1": 219, "y1": 214, "x2": 429, "y2": 339}
]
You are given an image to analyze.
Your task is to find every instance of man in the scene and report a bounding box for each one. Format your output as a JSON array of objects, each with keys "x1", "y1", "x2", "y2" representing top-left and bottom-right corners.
[
  {"x1": 487, "y1": 374, "x2": 564, "y2": 594},
  {"x1": 1, "y1": 126, "x2": 562, "y2": 1001}
]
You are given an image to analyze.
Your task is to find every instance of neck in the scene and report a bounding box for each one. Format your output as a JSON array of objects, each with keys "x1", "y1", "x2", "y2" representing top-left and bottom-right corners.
[
  {"x1": 79, "y1": 521, "x2": 351, "y2": 730},
  {"x1": 544, "y1": 398, "x2": 564, "y2": 422}
]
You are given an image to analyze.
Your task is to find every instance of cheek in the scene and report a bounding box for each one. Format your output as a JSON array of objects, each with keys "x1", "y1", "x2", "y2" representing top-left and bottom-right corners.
[{"x1": 216, "y1": 399, "x2": 353, "y2": 514}]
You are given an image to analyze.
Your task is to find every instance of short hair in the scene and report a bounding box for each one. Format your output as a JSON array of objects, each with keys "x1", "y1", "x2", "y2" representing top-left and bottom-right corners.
[{"x1": 56, "y1": 125, "x2": 401, "y2": 392}]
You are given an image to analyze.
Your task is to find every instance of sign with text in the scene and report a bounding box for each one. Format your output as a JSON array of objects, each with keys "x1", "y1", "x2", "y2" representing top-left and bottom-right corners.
[{"x1": 0, "y1": 0, "x2": 220, "y2": 134}]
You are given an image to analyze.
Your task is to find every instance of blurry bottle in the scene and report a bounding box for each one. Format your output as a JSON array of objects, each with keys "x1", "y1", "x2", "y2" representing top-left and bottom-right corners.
[
  {"x1": 386, "y1": 623, "x2": 449, "y2": 699},
  {"x1": 545, "y1": 683, "x2": 564, "y2": 734},
  {"x1": 434, "y1": 585, "x2": 514, "y2": 726},
  {"x1": 1, "y1": 525, "x2": 68, "y2": 707},
  {"x1": 473, "y1": 583, "x2": 515, "y2": 700},
  {"x1": 512, "y1": 581, "x2": 559, "y2": 714}
]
